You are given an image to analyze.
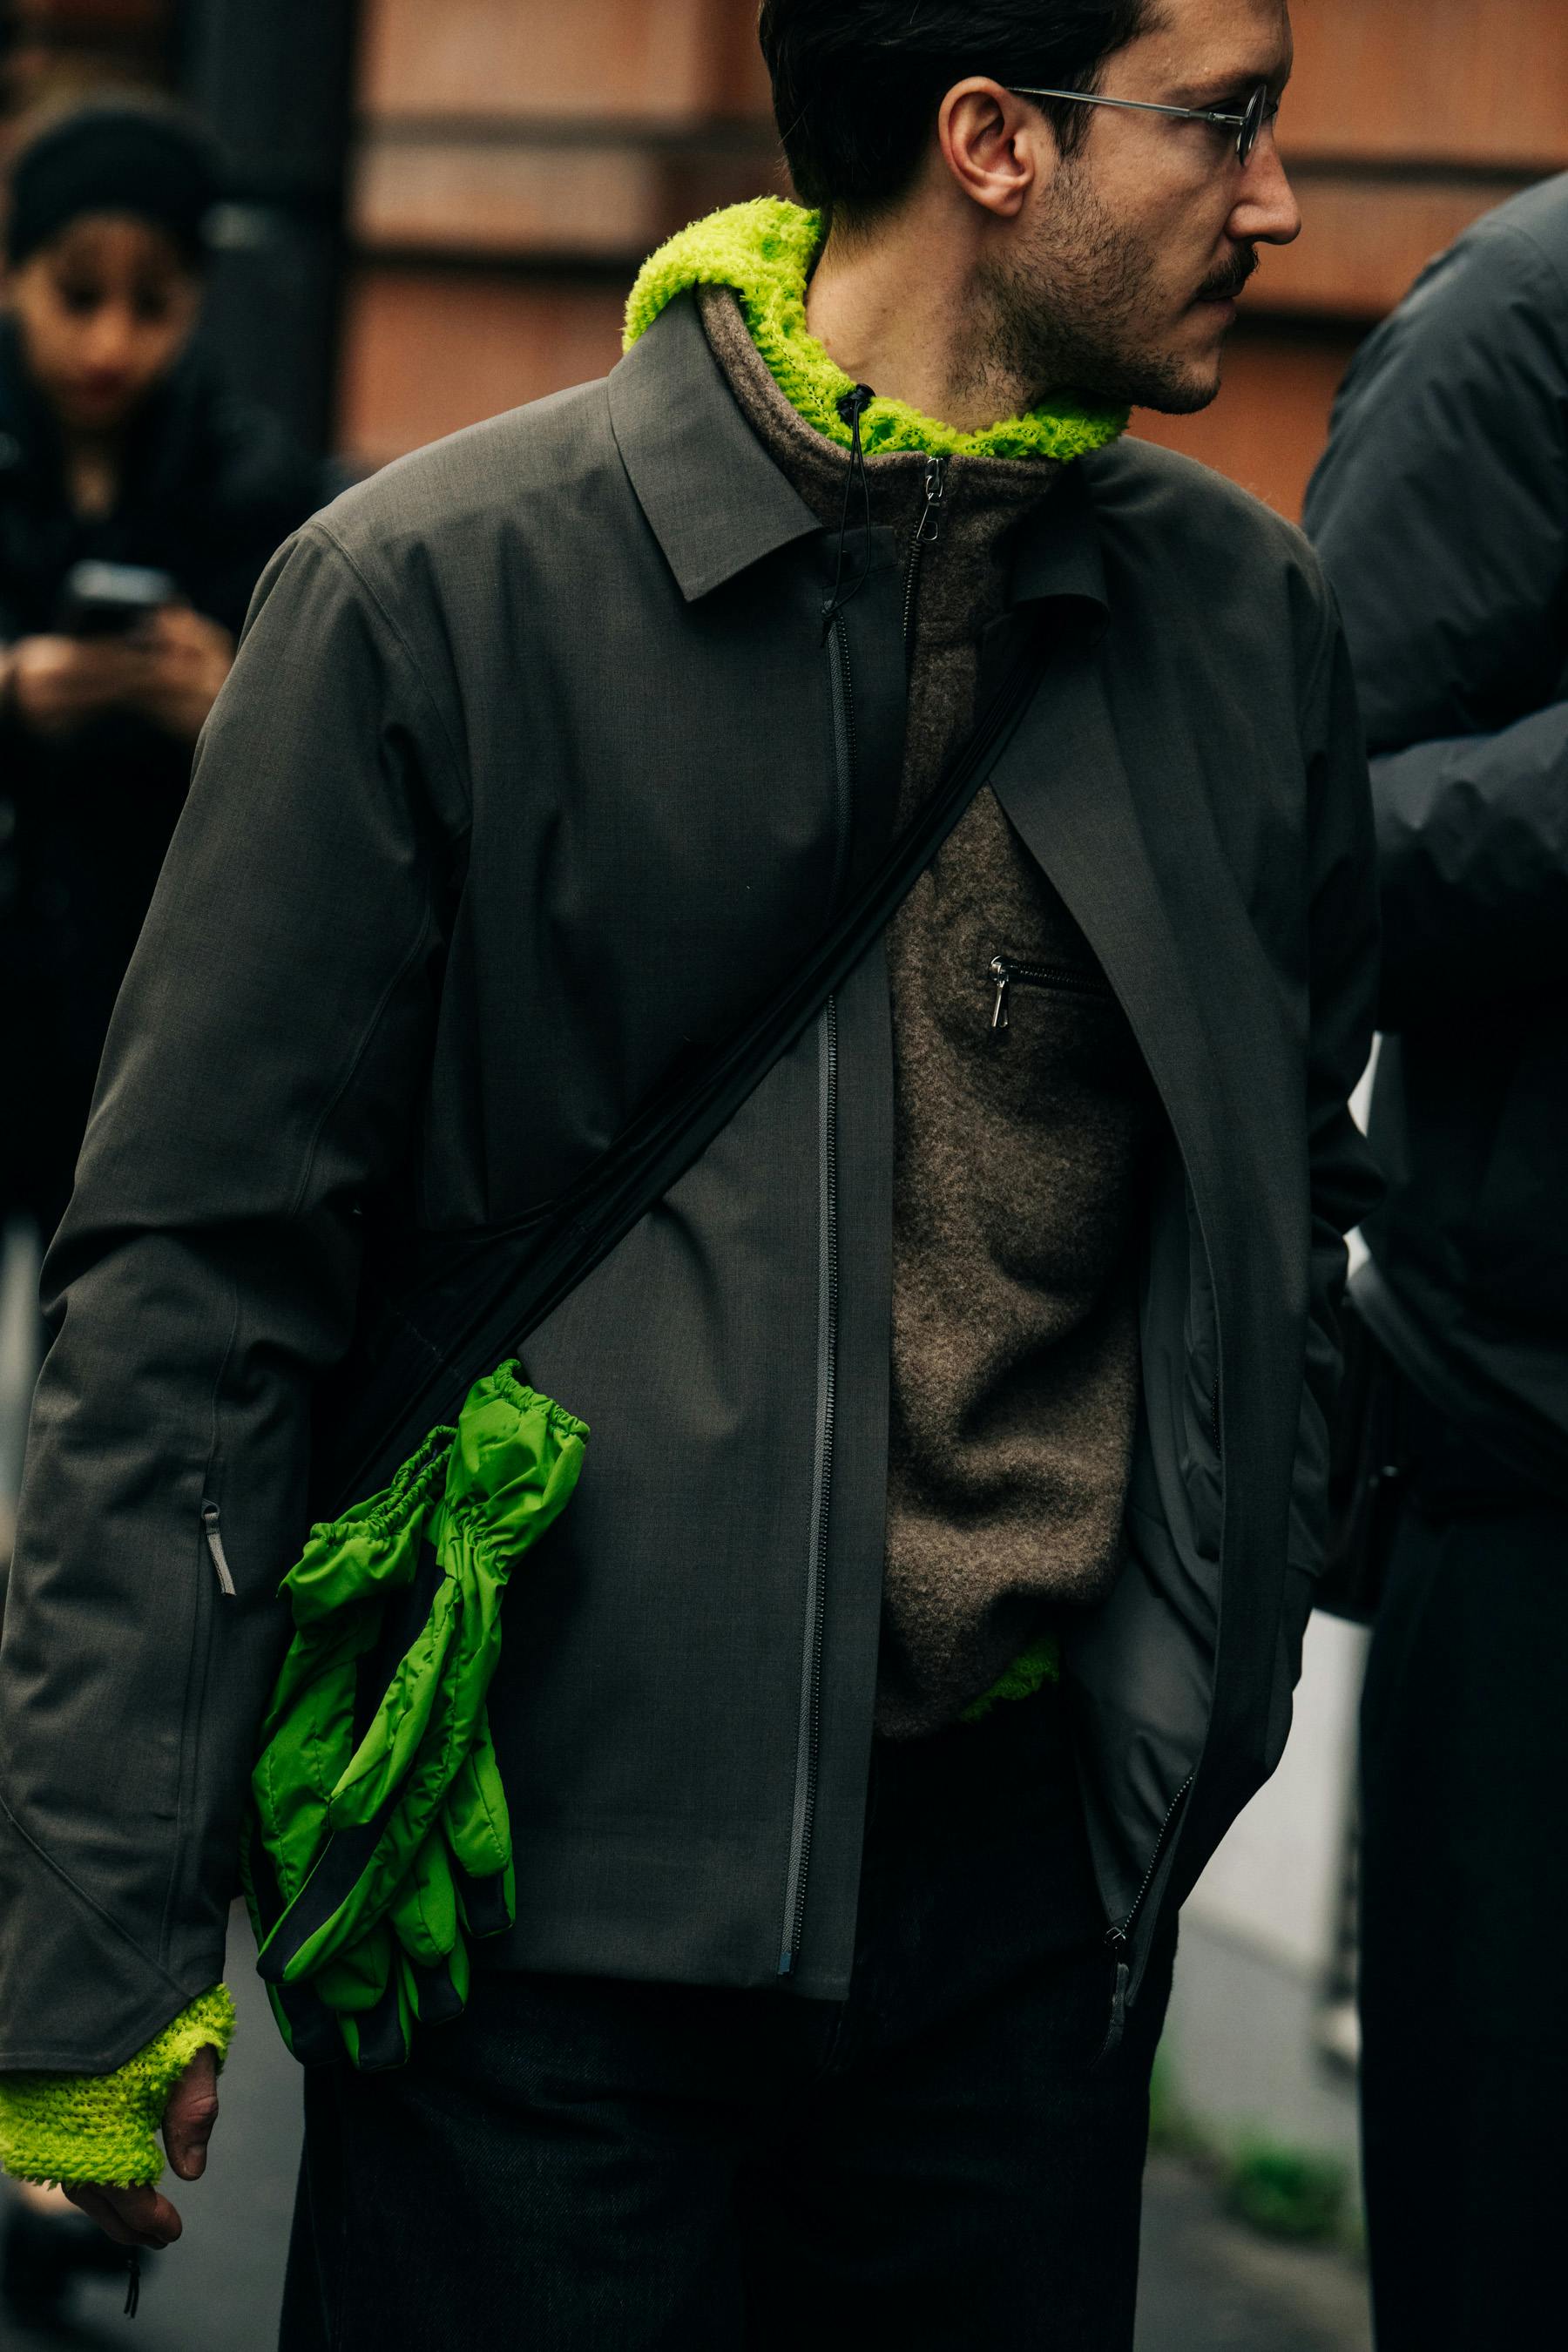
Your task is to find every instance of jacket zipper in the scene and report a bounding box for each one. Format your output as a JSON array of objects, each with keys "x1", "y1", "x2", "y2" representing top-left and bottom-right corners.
[
  {"x1": 901, "y1": 455, "x2": 948, "y2": 652},
  {"x1": 988, "y1": 951, "x2": 1114, "y2": 1031},
  {"x1": 781, "y1": 605, "x2": 857, "y2": 1977},
  {"x1": 201, "y1": 1500, "x2": 236, "y2": 1598},
  {"x1": 1098, "y1": 1773, "x2": 1194, "y2": 2061},
  {"x1": 780, "y1": 991, "x2": 839, "y2": 1977},
  {"x1": 823, "y1": 610, "x2": 857, "y2": 907},
  {"x1": 781, "y1": 457, "x2": 939, "y2": 1966}
]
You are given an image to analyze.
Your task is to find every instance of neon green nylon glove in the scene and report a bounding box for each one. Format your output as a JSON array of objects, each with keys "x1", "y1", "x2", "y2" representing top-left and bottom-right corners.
[
  {"x1": 290, "y1": 1713, "x2": 512, "y2": 2067},
  {"x1": 0, "y1": 1987, "x2": 235, "y2": 2188},
  {"x1": 245, "y1": 1365, "x2": 586, "y2": 2065}
]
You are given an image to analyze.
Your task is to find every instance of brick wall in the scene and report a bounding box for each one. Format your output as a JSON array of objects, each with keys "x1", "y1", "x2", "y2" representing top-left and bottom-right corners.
[{"x1": 339, "y1": 0, "x2": 1568, "y2": 517}]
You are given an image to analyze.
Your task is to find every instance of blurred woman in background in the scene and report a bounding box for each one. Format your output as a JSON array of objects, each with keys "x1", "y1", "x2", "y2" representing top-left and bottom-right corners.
[
  {"x1": 0, "y1": 97, "x2": 322, "y2": 1249},
  {"x1": 0, "y1": 96, "x2": 322, "y2": 2335}
]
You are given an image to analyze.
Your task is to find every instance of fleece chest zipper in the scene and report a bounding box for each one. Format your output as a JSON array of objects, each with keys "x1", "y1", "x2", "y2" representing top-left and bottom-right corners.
[{"x1": 901, "y1": 454, "x2": 948, "y2": 657}]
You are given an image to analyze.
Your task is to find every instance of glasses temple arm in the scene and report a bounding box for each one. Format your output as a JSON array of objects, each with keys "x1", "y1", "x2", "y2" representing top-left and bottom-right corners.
[{"x1": 1010, "y1": 86, "x2": 1247, "y2": 129}]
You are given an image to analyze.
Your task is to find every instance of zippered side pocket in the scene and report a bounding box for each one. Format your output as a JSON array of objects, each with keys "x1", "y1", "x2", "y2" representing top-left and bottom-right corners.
[{"x1": 988, "y1": 951, "x2": 1115, "y2": 1032}]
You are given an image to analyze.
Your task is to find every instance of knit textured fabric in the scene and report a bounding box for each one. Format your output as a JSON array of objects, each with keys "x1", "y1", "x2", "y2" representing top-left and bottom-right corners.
[
  {"x1": 0, "y1": 1985, "x2": 234, "y2": 2187},
  {"x1": 698, "y1": 277, "x2": 1155, "y2": 1737},
  {"x1": 625, "y1": 197, "x2": 1128, "y2": 465}
]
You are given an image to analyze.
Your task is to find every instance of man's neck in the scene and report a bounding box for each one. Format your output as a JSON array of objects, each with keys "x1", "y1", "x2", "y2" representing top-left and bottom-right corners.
[{"x1": 804, "y1": 207, "x2": 1030, "y2": 433}]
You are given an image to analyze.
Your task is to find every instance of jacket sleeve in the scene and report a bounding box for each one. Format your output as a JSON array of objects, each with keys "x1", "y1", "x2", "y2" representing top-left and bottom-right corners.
[
  {"x1": 1287, "y1": 598, "x2": 1383, "y2": 1591},
  {"x1": 1303, "y1": 216, "x2": 1568, "y2": 1029},
  {"x1": 0, "y1": 520, "x2": 469, "y2": 2072}
]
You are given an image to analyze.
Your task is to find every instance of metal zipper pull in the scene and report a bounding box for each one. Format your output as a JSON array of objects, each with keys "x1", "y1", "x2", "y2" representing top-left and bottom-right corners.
[
  {"x1": 911, "y1": 452, "x2": 947, "y2": 548},
  {"x1": 201, "y1": 1500, "x2": 236, "y2": 1598},
  {"x1": 1095, "y1": 1930, "x2": 1131, "y2": 2068},
  {"x1": 989, "y1": 954, "x2": 1013, "y2": 1031},
  {"x1": 902, "y1": 454, "x2": 950, "y2": 651}
]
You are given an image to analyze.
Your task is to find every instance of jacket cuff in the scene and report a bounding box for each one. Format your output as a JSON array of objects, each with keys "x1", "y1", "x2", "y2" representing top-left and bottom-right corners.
[{"x1": 0, "y1": 1984, "x2": 236, "y2": 2187}]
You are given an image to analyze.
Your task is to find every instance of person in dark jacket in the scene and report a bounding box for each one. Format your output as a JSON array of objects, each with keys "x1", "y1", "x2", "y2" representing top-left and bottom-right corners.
[
  {"x1": 0, "y1": 6, "x2": 1377, "y2": 2345},
  {"x1": 1306, "y1": 176, "x2": 1568, "y2": 2352},
  {"x1": 0, "y1": 98, "x2": 323, "y2": 1243}
]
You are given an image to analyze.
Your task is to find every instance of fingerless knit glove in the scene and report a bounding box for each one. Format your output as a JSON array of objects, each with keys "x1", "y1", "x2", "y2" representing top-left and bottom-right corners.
[{"x1": 0, "y1": 1985, "x2": 235, "y2": 2187}]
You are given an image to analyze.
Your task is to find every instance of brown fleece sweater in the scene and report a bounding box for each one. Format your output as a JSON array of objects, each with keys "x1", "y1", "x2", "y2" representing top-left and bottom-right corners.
[{"x1": 700, "y1": 288, "x2": 1157, "y2": 1737}]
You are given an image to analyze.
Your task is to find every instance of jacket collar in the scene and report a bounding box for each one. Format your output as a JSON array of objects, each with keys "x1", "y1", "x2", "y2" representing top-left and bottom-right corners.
[
  {"x1": 607, "y1": 293, "x2": 820, "y2": 604},
  {"x1": 1009, "y1": 457, "x2": 1110, "y2": 630},
  {"x1": 607, "y1": 287, "x2": 1112, "y2": 634}
]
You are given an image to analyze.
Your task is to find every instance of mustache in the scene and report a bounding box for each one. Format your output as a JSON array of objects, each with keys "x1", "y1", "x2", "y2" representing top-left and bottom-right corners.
[{"x1": 1196, "y1": 247, "x2": 1260, "y2": 303}]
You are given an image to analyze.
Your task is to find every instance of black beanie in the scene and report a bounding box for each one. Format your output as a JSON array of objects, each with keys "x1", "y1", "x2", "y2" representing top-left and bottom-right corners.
[{"x1": 5, "y1": 103, "x2": 221, "y2": 269}]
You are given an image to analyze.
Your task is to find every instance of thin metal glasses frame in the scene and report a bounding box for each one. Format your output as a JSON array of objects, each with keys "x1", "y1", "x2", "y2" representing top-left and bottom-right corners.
[{"x1": 1010, "y1": 80, "x2": 1274, "y2": 167}]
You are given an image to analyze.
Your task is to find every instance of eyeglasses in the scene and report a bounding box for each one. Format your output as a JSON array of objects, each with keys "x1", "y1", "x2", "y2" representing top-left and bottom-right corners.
[{"x1": 1010, "y1": 80, "x2": 1277, "y2": 170}]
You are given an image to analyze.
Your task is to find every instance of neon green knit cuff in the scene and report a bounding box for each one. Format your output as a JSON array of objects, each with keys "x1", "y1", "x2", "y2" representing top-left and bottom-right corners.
[
  {"x1": 959, "y1": 1632, "x2": 1063, "y2": 1725},
  {"x1": 0, "y1": 1984, "x2": 236, "y2": 2188}
]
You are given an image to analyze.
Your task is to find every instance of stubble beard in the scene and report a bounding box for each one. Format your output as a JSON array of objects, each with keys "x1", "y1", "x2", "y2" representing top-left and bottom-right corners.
[{"x1": 970, "y1": 167, "x2": 1228, "y2": 419}]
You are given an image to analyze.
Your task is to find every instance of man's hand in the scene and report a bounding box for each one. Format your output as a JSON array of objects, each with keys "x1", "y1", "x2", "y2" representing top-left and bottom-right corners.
[
  {"x1": 61, "y1": 2045, "x2": 220, "y2": 2250},
  {"x1": 123, "y1": 606, "x2": 235, "y2": 742}
]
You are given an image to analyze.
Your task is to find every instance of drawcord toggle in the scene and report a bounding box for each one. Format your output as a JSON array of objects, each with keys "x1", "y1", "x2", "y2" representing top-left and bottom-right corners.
[{"x1": 821, "y1": 383, "x2": 875, "y2": 643}]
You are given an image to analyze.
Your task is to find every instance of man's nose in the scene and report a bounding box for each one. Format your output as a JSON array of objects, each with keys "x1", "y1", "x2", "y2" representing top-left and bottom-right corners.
[{"x1": 1230, "y1": 134, "x2": 1301, "y2": 249}]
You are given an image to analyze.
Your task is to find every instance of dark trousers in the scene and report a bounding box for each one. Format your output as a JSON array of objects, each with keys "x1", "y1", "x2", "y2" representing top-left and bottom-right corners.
[
  {"x1": 281, "y1": 1687, "x2": 1174, "y2": 2349},
  {"x1": 1359, "y1": 1401, "x2": 1568, "y2": 2352}
]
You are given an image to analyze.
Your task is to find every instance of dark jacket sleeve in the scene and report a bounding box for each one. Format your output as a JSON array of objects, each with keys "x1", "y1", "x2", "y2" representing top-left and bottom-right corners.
[
  {"x1": 0, "y1": 521, "x2": 469, "y2": 2071},
  {"x1": 1288, "y1": 599, "x2": 1384, "y2": 1587},
  {"x1": 1303, "y1": 213, "x2": 1568, "y2": 1029}
]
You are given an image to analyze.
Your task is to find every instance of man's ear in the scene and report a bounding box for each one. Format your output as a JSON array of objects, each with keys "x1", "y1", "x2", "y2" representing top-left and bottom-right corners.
[{"x1": 937, "y1": 78, "x2": 1056, "y2": 220}]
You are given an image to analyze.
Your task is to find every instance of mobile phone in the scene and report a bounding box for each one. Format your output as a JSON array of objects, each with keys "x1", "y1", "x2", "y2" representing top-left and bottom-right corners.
[{"x1": 57, "y1": 560, "x2": 179, "y2": 638}]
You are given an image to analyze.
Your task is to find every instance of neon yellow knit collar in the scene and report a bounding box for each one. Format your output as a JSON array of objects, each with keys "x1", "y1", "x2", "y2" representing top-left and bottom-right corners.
[{"x1": 625, "y1": 197, "x2": 1127, "y2": 465}]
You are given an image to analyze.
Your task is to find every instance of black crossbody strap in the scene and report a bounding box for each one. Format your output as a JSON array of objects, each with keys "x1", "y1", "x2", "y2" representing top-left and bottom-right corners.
[{"x1": 322, "y1": 618, "x2": 1049, "y2": 1507}]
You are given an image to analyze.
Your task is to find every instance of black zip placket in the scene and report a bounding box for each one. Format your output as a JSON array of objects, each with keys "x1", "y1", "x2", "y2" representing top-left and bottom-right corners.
[
  {"x1": 778, "y1": 601, "x2": 856, "y2": 1978},
  {"x1": 781, "y1": 445, "x2": 943, "y2": 1976}
]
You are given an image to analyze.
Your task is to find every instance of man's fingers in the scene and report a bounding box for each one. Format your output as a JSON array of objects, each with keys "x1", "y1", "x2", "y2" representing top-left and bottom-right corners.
[
  {"x1": 163, "y1": 2045, "x2": 221, "y2": 2181},
  {"x1": 61, "y1": 2184, "x2": 137, "y2": 2245},
  {"x1": 63, "y1": 2180, "x2": 183, "y2": 2249},
  {"x1": 57, "y1": 2051, "x2": 220, "y2": 2252}
]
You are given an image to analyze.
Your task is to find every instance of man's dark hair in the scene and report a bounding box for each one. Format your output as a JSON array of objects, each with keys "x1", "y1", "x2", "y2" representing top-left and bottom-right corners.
[{"x1": 758, "y1": 0, "x2": 1158, "y2": 222}]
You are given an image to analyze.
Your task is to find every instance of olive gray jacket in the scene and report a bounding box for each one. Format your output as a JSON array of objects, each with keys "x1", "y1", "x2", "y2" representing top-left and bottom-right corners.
[
  {"x1": 0, "y1": 294, "x2": 1380, "y2": 2071},
  {"x1": 1306, "y1": 174, "x2": 1568, "y2": 1490}
]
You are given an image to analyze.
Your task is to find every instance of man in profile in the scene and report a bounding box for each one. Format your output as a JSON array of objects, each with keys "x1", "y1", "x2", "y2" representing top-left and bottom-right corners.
[{"x1": 0, "y1": 4, "x2": 1376, "y2": 2343}]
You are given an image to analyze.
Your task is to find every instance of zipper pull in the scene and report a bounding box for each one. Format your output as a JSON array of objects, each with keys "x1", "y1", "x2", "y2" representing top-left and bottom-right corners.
[
  {"x1": 1096, "y1": 1931, "x2": 1131, "y2": 2068},
  {"x1": 911, "y1": 452, "x2": 947, "y2": 549},
  {"x1": 989, "y1": 954, "x2": 1012, "y2": 1031},
  {"x1": 201, "y1": 1501, "x2": 237, "y2": 1598}
]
